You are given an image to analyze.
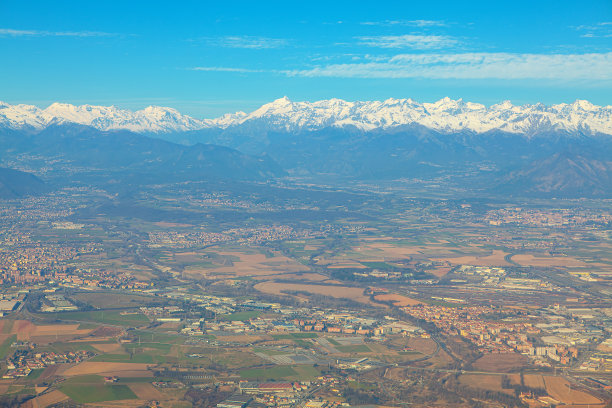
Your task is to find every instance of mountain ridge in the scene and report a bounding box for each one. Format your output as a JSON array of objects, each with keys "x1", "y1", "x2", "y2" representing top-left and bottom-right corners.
[
  {"x1": 0, "y1": 167, "x2": 47, "y2": 198},
  {"x1": 0, "y1": 123, "x2": 284, "y2": 183},
  {"x1": 1, "y1": 97, "x2": 611, "y2": 136}
]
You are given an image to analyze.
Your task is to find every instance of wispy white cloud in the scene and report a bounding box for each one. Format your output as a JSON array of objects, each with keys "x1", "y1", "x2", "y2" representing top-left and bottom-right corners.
[
  {"x1": 0, "y1": 28, "x2": 116, "y2": 37},
  {"x1": 361, "y1": 19, "x2": 446, "y2": 27},
  {"x1": 202, "y1": 35, "x2": 288, "y2": 49},
  {"x1": 285, "y1": 52, "x2": 612, "y2": 80},
  {"x1": 358, "y1": 34, "x2": 458, "y2": 49},
  {"x1": 572, "y1": 22, "x2": 612, "y2": 38}
]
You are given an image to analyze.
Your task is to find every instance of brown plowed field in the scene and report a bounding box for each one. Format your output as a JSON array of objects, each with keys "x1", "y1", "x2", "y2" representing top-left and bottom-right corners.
[
  {"x1": 374, "y1": 293, "x2": 422, "y2": 306},
  {"x1": 523, "y1": 374, "x2": 546, "y2": 389},
  {"x1": 433, "y1": 250, "x2": 511, "y2": 267},
  {"x1": 28, "y1": 390, "x2": 69, "y2": 408},
  {"x1": 543, "y1": 376, "x2": 603, "y2": 406},
  {"x1": 472, "y1": 353, "x2": 528, "y2": 372},
  {"x1": 63, "y1": 362, "x2": 151, "y2": 376},
  {"x1": 254, "y1": 282, "x2": 376, "y2": 305},
  {"x1": 128, "y1": 383, "x2": 166, "y2": 400},
  {"x1": 92, "y1": 343, "x2": 123, "y2": 353}
]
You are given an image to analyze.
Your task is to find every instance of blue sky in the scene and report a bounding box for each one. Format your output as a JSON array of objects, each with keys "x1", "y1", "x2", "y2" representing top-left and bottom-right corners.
[{"x1": 1, "y1": 0, "x2": 611, "y2": 117}]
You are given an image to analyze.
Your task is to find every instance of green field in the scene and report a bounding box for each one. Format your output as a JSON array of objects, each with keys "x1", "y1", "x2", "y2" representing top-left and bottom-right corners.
[
  {"x1": 131, "y1": 330, "x2": 186, "y2": 344},
  {"x1": 252, "y1": 347, "x2": 290, "y2": 356},
  {"x1": 0, "y1": 335, "x2": 16, "y2": 359},
  {"x1": 240, "y1": 365, "x2": 319, "y2": 380},
  {"x1": 293, "y1": 339, "x2": 313, "y2": 349},
  {"x1": 27, "y1": 368, "x2": 45, "y2": 380},
  {"x1": 360, "y1": 261, "x2": 397, "y2": 270},
  {"x1": 59, "y1": 375, "x2": 138, "y2": 403},
  {"x1": 55, "y1": 310, "x2": 149, "y2": 326},
  {"x1": 218, "y1": 311, "x2": 261, "y2": 321},
  {"x1": 336, "y1": 345, "x2": 371, "y2": 353},
  {"x1": 291, "y1": 365, "x2": 320, "y2": 380},
  {"x1": 347, "y1": 381, "x2": 377, "y2": 390},
  {"x1": 90, "y1": 353, "x2": 166, "y2": 364},
  {"x1": 124, "y1": 342, "x2": 172, "y2": 352},
  {"x1": 240, "y1": 365, "x2": 298, "y2": 379},
  {"x1": 1, "y1": 320, "x2": 14, "y2": 334},
  {"x1": 60, "y1": 384, "x2": 137, "y2": 403},
  {"x1": 272, "y1": 333, "x2": 317, "y2": 339},
  {"x1": 47, "y1": 342, "x2": 98, "y2": 353}
]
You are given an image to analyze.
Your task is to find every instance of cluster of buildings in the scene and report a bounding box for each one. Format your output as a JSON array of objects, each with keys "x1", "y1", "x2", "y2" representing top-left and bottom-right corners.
[
  {"x1": 55, "y1": 268, "x2": 152, "y2": 290},
  {"x1": 147, "y1": 225, "x2": 320, "y2": 248},
  {"x1": 183, "y1": 309, "x2": 417, "y2": 340},
  {"x1": 0, "y1": 266, "x2": 151, "y2": 293},
  {"x1": 214, "y1": 378, "x2": 347, "y2": 408},
  {"x1": 402, "y1": 304, "x2": 541, "y2": 354},
  {"x1": 456, "y1": 265, "x2": 556, "y2": 291},
  {"x1": 148, "y1": 223, "x2": 364, "y2": 249},
  {"x1": 0, "y1": 196, "x2": 74, "y2": 222},
  {"x1": 0, "y1": 293, "x2": 23, "y2": 316},
  {"x1": 3, "y1": 349, "x2": 94, "y2": 379},
  {"x1": 580, "y1": 351, "x2": 612, "y2": 372},
  {"x1": 239, "y1": 381, "x2": 305, "y2": 396},
  {"x1": 189, "y1": 193, "x2": 310, "y2": 211},
  {"x1": 146, "y1": 287, "x2": 419, "y2": 339},
  {"x1": 401, "y1": 301, "x2": 611, "y2": 369},
  {"x1": 148, "y1": 230, "x2": 230, "y2": 248},
  {"x1": 40, "y1": 294, "x2": 77, "y2": 312},
  {"x1": 485, "y1": 207, "x2": 612, "y2": 227},
  {"x1": 0, "y1": 244, "x2": 78, "y2": 284},
  {"x1": 0, "y1": 226, "x2": 104, "y2": 288},
  {"x1": 140, "y1": 305, "x2": 184, "y2": 317}
]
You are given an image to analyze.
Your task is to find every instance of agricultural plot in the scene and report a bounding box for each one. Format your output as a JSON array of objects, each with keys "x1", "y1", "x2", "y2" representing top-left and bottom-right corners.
[
  {"x1": 459, "y1": 374, "x2": 511, "y2": 394},
  {"x1": 335, "y1": 344, "x2": 371, "y2": 353},
  {"x1": 128, "y1": 383, "x2": 167, "y2": 401},
  {"x1": 60, "y1": 383, "x2": 137, "y2": 404},
  {"x1": 182, "y1": 250, "x2": 310, "y2": 280},
  {"x1": 433, "y1": 249, "x2": 512, "y2": 267},
  {"x1": 62, "y1": 362, "x2": 153, "y2": 377},
  {"x1": 0, "y1": 334, "x2": 16, "y2": 358},
  {"x1": 254, "y1": 281, "x2": 375, "y2": 305},
  {"x1": 240, "y1": 365, "x2": 319, "y2": 381},
  {"x1": 53, "y1": 311, "x2": 150, "y2": 327},
  {"x1": 543, "y1": 376, "x2": 603, "y2": 406},
  {"x1": 72, "y1": 292, "x2": 157, "y2": 309},
  {"x1": 472, "y1": 353, "x2": 529, "y2": 373},
  {"x1": 27, "y1": 389, "x2": 70, "y2": 407},
  {"x1": 511, "y1": 254, "x2": 590, "y2": 268},
  {"x1": 374, "y1": 293, "x2": 422, "y2": 306}
]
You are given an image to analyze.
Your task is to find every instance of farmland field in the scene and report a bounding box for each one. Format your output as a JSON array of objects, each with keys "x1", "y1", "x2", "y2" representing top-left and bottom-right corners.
[
  {"x1": 254, "y1": 281, "x2": 375, "y2": 304},
  {"x1": 240, "y1": 365, "x2": 319, "y2": 380},
  {"x1": 543, "y1": 376, "x2": 603, "y2": 406},
  {"x1": 60, "y1": 383, "x2": 137, "y2": 404},
  {"x1": 472, "y1": 353, "x2": 529, "y2": 372}
]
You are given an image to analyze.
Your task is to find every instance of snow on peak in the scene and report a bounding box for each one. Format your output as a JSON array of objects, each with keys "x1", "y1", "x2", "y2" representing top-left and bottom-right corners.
[
  {"x1": 231, "y1": 97, "x2": 612, "y2": 135},
  {"x1": 571, "y1": 99, "x2": 597, "y2": 111},
  {"x1": 0, "y1": 102, "x2": 210, "y2": 133},
  {"x1": 206, "y1": 97, "x2": 612, "y2": 135},
  {"x1": 0, "y1": 98, "x2": 611, "y2": 136}
]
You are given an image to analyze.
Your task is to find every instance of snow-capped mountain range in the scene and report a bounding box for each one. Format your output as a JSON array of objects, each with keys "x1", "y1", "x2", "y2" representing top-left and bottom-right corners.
[{"x1": 1, "y1": 97, "x2": 611, "y2": 136}]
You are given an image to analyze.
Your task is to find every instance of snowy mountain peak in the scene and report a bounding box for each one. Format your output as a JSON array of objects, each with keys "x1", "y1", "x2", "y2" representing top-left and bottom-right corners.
[
  {"x1": 0, "y1": 97, "x2": 611, "y2": 136},
  {"x1": 0, "y1": 101, "x2": 211, "y2": 133},
  {"x1": 207, "y1": 97, "x2": 611, "y2": 135},
  {"x1": 571, "y1": 99, "x2": 597, "y2": 111}
]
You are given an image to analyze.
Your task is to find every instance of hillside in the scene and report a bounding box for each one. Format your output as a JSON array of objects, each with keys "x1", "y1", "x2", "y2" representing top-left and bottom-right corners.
[
  {"x1": 498, "y1": 151, "x2": 612, "y2": 198},
  {"x1": 0, "y1": 124, "x2": 284, "y2": 182},
  {"x1": 0, "y1": 167, "x2": 46, "y2": 199}
]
